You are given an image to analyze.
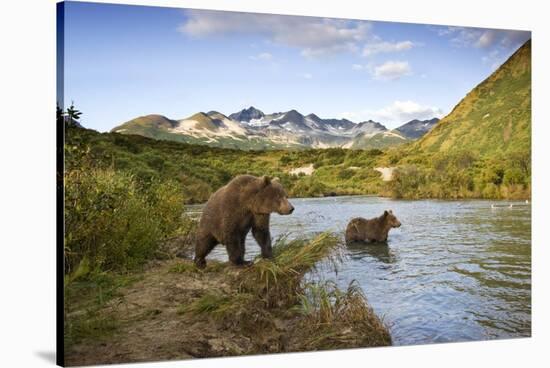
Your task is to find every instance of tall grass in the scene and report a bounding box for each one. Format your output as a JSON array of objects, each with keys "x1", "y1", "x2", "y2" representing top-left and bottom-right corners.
[
  {"x1": 296, "y1": 281, "x2": 392, "y2": 349},
  {"x1": 237, "y1": 233, "x2": 344, "y2": 308}
]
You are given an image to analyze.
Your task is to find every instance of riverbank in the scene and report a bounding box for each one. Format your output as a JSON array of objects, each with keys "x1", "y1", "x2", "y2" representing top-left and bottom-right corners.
[
  {"x1": 64, "y1": 233, "x2": 391, "y2": 366},
  {"x1": 186, "y1": 194, "x2": 531, "y2": 209}
]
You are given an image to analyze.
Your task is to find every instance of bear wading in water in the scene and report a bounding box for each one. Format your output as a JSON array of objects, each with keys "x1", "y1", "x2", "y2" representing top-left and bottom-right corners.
[
  {"x1": 345, "y1": 210, "x2": 401, "y2": 244},
  {"x1": 194, "y1": 175, "x2": 294, "y2": 268}
]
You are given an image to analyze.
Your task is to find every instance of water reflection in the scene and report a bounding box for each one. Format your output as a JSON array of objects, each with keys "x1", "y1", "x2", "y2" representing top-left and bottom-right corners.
[{"x1": 346, "y1": 242, "x2": 398, "y2": 264}]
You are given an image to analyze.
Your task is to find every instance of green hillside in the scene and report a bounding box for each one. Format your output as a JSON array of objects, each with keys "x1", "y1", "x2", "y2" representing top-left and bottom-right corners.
[
  {"x1": 111, "y1": 114, "x2": 179, "y2": 138},
  {"x1": 413, "y1": 40, "x2": 531, "y2": 156},
  {"x1": 350, "y1": 131, "x2": 408, "y2": 149},
  {"x1": 387, "y1": 40, "x2": 531, "y2": 199}
]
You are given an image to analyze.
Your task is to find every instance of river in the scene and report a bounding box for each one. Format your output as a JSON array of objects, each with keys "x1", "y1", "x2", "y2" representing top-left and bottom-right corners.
[{"x1": 187, "y1": 196, "x2": 531, "y2": 345}]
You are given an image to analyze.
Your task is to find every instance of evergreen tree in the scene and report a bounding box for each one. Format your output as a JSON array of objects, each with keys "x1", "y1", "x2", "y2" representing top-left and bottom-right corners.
[{"x1": 66, "y1": 101, "x2": 82, "y2": 126}]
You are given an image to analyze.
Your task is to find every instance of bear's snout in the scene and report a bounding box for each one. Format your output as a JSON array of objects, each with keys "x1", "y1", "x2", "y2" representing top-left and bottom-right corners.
[{"x1": 279, "y1": 200, "x2": 295, "y2": 215}]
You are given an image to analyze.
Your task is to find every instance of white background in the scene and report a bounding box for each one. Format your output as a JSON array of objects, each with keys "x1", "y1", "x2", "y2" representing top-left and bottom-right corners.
[{"x1": 0, "y1": 0, "x2": 548, "y2": 367}]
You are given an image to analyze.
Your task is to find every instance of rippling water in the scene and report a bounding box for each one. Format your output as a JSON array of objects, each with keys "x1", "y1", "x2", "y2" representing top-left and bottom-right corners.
[{"x1": 187, "y1": 196, "x2": 531, "y2": 345}]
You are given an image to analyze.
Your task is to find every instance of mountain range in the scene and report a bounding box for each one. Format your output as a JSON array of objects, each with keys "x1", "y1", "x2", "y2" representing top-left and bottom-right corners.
[{"x1": 112, "y1": 106, "x2": 439, "y2": 150}]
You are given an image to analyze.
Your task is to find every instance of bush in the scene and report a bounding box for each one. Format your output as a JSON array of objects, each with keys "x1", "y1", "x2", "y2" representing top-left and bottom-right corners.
[
  {"x1": 389, "y1": 165, "x2": 426, "y2": 199},
  {"x1": 504, "y1": 167, "x2": 525, "y2": 185},
  {"x1": 290, "y1": 177, "x2": 329, "y2": 198},
  {"x1": 279, "y1": 154, "x2": 292, "y2": 165},
  {"x1": 64, "y1": 168, "x2": 184, "y2": 273},
  {"x1": 337, "y1": 168, "x2": 355, "y2": 180}
]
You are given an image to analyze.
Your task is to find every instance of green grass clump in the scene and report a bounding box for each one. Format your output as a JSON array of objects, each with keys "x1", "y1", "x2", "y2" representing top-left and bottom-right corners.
[
  {"x1": 64, "y1": 271, "x2": 141, "y2": 348},
  {"x1": 178, "y1": 291, "x2": 256, "y2": 322},
  {"x1": 296, "y1": 281, "x2": 392, "y2": 349},
  {"x1": 169, "y1": 262, "x2": 199, "y2": 274},
  {"x1": 238, "y1": 233, "x2": 344, "y2": 308},
  {"x1": 168, "y1": 260, "x2": 226, "y2": 274},
  {"x1": 65, "y1": 310, "x2": 119, "y2": 346},
  {"x1": 178, "y1": 233, "x2": 345, "y2": 323}
]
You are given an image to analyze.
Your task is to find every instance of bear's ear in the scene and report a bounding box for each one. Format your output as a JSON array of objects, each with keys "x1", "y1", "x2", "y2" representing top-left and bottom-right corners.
[
  {"x1": 389, "y1": 210, "x2": 393, "y2": 214},
  {"x1": 262, "y1": 176, "x2": 271, "y2": 186},
  {"x1": 272, "y1": 177, "x2": 280, "y2": 183},
  {"x1": 384, "y1": 210, "x2": 389, "y2": 217}
]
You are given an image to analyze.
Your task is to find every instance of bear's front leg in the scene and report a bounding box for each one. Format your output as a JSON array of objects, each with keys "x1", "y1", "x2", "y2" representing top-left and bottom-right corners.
[
  {"x1": 252, "y1": 214, "x2": 273, "y2": 259},
  {"x1": 227, "y1": 234, "x2": 251, "y2": 266}
]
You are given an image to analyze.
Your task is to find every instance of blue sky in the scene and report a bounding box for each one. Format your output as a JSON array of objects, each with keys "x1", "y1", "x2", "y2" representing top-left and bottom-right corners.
[{"x1": 60, "y1": 1, "x2": 530, "y2": 131}]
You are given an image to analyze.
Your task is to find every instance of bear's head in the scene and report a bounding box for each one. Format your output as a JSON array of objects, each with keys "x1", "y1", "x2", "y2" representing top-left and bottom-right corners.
[
  {"x1": 383, "y1": 210, "x2": 401, "y2": 228},
  {"x1": 253, "y1": 176, "x2": 295, "y2": 215}
]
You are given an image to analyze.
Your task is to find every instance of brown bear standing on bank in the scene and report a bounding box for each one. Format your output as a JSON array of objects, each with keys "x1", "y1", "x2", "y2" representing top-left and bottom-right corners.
[
  {"x1": 345, "y1": 210, "x2": 401, "y2": 244},
  {"x1": 194, "y1": 175, "x2": 295, "y2": 268}
]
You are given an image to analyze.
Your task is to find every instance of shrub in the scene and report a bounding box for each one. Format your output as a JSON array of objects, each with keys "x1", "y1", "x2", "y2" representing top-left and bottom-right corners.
[
  {"x1": 64, "y1": 168, "x2": 184, "y2": 273},
  {"x1": 389, "y1": 165, "x2": 426, "y2": 199},
  {"x1": 279, "y1": 154, "x2": 292, "y2": 165},
  {"x1": 337, "y1": 168, "x2": 355, "y2": 180},
  {"x1": 503, "y1": 167, "x2": 525, "y2": 185},
  {"x1": 290, "y1": 177, "x2": 329, "y2": 198}
]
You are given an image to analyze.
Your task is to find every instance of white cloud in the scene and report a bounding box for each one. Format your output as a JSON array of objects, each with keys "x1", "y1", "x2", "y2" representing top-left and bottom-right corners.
[
  {"x1": 432, "y1": 26, "x2": 457, "y2": 36},
  {"x1": 362, "y1": 40, "x2": 414, "y2": 57},
  {"x1": 476, "y1": 30, "x2": 497, "y2": 48},
  {"x1": 249, "y1": 52, "x2": 273, "y2": 61},
  {"x1": 340, "y1": 100, "x2": 444, "y2": 126},
  {"x1": 352, "y1": 64, "x2": 364, "y2": 70},
  {"x1": 433, "y1": 26, "x2": 530, "y2": 72},
  {"x1": 482, "y1": 49, "x2": 506, "y2": 71},
  {"x1": 372, "y1": 61, "x2": 411, "y2": 80},
  {"x1": 373, "y1": 100, "x2": 444, "y2": 123},
  {"x1": 434, "y1": 26, "x2": 530, "y2": 50},
  {"x1": 179, "y1": 10, "x2": 371, "y2": 57}
]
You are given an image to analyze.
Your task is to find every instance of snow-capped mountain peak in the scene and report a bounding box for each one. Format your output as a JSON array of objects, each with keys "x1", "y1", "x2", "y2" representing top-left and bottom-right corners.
[{"x1": 112, "y1": 107, "x2": 440, "y2": 150}]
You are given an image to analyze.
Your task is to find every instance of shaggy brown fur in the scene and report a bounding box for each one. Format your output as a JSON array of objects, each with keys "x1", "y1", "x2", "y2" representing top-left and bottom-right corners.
[
  {"x1": 194, "y1": 175, "x2": 294, "y2": 268},
  {"x1": 345, "y1": 210, "x2": 401, "y2": 244}
]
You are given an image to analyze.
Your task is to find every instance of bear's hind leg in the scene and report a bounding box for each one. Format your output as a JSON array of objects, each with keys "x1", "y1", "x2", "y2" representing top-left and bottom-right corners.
[{"x1": 194, "y1": 233, "x2": 218, "y2": 269}]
